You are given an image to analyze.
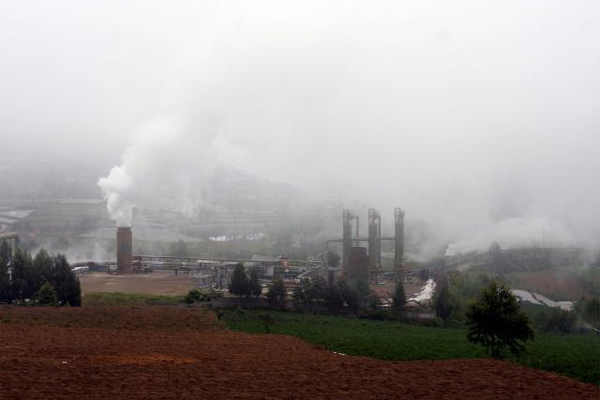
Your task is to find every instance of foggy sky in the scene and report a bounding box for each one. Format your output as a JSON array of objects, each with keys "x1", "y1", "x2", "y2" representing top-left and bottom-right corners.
[{"x1": 1, "y1": 1, "x2": 599, "y2": 252}]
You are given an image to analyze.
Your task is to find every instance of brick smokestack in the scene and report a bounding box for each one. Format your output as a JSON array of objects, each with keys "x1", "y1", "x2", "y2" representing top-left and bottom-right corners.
[{"x1": 117, "y1": 227, "x2": 132, "y2": 274}]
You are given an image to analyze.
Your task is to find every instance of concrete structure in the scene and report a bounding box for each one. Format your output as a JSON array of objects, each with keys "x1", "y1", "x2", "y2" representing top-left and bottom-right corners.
[{"x1": 116, "y1": 227, "x2": 132, "y2": 274}]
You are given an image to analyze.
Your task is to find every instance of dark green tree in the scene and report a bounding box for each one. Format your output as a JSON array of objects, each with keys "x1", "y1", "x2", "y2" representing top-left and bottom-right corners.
[
  {"x1": 324, "y1": 283, "x2": 344, "y2": 313},
  {"x1": 350, "y1": 278, "x2": 371, "y2": 309},
  {"x1": 292, "y1": 279, "x2": 315, "y2": 310},
  {"x1": 0, "y1": 239, "x2": 12, "y2": 264},
  {"x1": 466, "y1": 280, "x2": 534, "y2": 359},
  {"x1": 228, "y1": 264, "x2": 250, "y2": 299},
  {"x1": 266, "y1": 276, "x2": 287, "y2": 309},
  {"x1": 336, "y1": 277, "x2": 359, "y2": 314},
  {"x1": 367, "y1": 292, "x2": 381, "y2": 312},
  {"x1": 50, "y1": 254, "x2": 81, "y2": 307},
  {"x1": 10, "y1": 248, "x2": 34, "y2": 301},
  {"x1": 291, "y1": 285, "x2": 305, "y2": 310},
  {"x1": 33, "y1": 282, "x2": 58, "y2": 306},
  {"x1": 433, "y1": 283, "x2": 457, "y2": 325},
  {"x1": 249, "y1": 269, "x2": 262, "y2": 298},
  {"x1": 583, "y1": 298, "x2": 600, "y2": 328},
  {"x1": 33, "y1": 248, "x2": 53, "y2": 291},
  {"x1": 0, "y1": 243, "x2": 10, "y2": 303},
  {"x1": 391, "y1": 281, "x2": 406, "y2": 313},
  {"x1": 544, "y1": 308, "x2": 578, "y2": 334},
  {"x1": 307, "y1": 276, "x2": 328, "y2": 303}
]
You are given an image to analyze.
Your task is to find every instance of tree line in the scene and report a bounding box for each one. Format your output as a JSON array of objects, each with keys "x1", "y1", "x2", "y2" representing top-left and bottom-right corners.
[
  {"x1": 226, "y1": 263, "x2": 406, "y2": 315},
  {"x1": 433, "y1": 270, "x2": 600, "y2": 333},
  {"x1": 0, "y1": 240, "x2": 81, "y2": 306}
]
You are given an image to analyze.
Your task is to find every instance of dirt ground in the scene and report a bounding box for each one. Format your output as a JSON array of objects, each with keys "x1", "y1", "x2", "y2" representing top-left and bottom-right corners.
[
  {"x1": 79, "y1": 272, "x2": 193, "y2": 295},
  {"x1": 1, "y1": 307, "x2": 597, "y2": 400}
]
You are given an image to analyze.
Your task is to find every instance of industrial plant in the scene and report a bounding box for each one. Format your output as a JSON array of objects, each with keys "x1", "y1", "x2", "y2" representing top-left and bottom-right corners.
[{"x1": 105, "y1": 208, "x2": 410, "y2": 298}]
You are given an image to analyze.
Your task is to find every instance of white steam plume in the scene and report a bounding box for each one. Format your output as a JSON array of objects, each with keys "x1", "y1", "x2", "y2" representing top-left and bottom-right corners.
[{"x1": 97, "y1": 116, "x2": 239, "y2": 227}]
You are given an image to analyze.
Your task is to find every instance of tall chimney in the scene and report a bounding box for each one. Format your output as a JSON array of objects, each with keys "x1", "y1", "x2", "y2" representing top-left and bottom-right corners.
[
  {"x1": 394, "y1": 208, "x2": 404, "y2": 269},
  {"x1": 117, "y1": 227, "x2": 132, "y2": 274}
]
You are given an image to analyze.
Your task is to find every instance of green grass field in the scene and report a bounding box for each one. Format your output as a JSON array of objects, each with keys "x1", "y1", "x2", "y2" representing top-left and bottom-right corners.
[{"x1": 221, "y1": 309, "x2": 600, "y2": 385}]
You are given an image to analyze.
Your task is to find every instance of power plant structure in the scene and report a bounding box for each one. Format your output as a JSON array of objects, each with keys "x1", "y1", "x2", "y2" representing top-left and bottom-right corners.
[
  {"x1": 116, "y1": 227, "x2": 132, "y2": 274},
  {"x1": 326, "y1": 208, "x2": 405, "y2": 283},
  {"x1": 110, "y1": 225, "x2": 322, "y2": 285},
  {"x1": 109, "y1": 207, "x2": 405, "y2": 290}
]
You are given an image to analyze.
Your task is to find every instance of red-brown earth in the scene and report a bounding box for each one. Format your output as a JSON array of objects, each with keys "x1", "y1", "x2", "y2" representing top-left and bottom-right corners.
[{"x1": 1, "y1": 306, "x2": 597, "y2": 399}]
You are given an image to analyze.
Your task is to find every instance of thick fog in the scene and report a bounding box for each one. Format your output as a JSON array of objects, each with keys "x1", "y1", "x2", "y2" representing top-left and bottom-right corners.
[{"x1": 1, "y1": 1, "x2": 599, "y2": 253}]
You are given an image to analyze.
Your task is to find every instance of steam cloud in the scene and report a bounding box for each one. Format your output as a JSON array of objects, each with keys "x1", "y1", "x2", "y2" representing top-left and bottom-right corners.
[{"x1": 97, "y1": 117, "x2": 225, "y2": 227}]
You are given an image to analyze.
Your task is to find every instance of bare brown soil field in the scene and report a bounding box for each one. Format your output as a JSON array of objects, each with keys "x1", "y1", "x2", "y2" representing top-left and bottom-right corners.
[
  {"x1": 79, "y1": 272, "x2": 192, "y2": 295},
  {"x1": 1, "y1": 307, "x2": 598, "y2": 400}
]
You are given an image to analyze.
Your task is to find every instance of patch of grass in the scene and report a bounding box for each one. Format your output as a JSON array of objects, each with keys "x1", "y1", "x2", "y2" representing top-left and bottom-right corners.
[
  {"x1": 221, "y1": 310, "x2": 600, "y2": 385},
  {"x1": 516, "y1": 333, "x2": 600, "y2": 385},
  {"x1": 222, "y1": 310, "x2": 486, "y2": 360},
  {"x1": 83, "y1": 292, "x2": 185, "y2": 306}
]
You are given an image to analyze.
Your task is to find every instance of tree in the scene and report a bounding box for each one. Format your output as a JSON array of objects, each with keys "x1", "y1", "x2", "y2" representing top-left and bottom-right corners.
[
  {"x1": 0, "y1": 239, "x2": 12, "y2": 264},
  {"x1": 324, "y1": 283, "x2": 344, "y2": 313},
  {"x1": 583, "y1": 298, "x2": 600, "y2": 328},
  {"x1": 228, "y1": 264, "x2": 250, "y2": 300},
  {"x1": 50, "y1": 254, "x2": 81, "y2": 306},
  {"x1": 249, "y1": 269, "x2": 262, "y2": 298},
  {"x1": 336, "y1": 277, "x2": 359, "y2": 314},
  {"x1": 433, "y1": 283, "x2": 457, "y2": 325},
  {"x1": 307, "y1": 276, "x2": 328, "y2": 303},
  {"x1": 350, "y1": 278, "x2": 371, "y2": 309},
  {"x1": 266, "y1": 276, "x2": 286, "y2": 309},
  {"x1": 10, "y1": 248, "x2": 34, "y2": 301},
  {"x1": 466, "y1": 280, "x2": 534, "y2": 359},
  {"x1": 391, "y1": 281, "x2": 406, "y2": 313},
  {"x1": 33, "y1": 248, "x2": 53, "y2": 291},
  {"x1": 169, "y1": 240, "x2": 189, "y2": 258},
  {"x1": 34, "y1": 282, "x2": 58, "y2": 306},
  {"x1": 0, "y1": 243, "x2": 10, "y2": 303}
]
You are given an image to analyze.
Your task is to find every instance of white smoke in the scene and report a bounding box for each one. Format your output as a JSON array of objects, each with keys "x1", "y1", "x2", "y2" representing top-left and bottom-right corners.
[{"x1": 97, "y1": 116, "x2": 235, "y2": 227}]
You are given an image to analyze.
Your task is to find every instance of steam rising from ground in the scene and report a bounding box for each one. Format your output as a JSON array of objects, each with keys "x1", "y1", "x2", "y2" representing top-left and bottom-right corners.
[{"x1": 2, "y1": 2, "x2": 597, "y2": 254}]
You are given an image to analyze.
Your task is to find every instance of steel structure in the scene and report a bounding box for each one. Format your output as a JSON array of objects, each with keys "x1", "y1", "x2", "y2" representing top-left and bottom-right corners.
[
  {"x1": 327, "y1": 208, "x2": 405, "y2": 274},
  {"x1": 368, "y1": 209, "x2": 381, "y2": 269}
]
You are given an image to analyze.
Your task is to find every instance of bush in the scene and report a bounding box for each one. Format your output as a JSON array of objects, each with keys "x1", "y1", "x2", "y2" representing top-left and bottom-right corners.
[
  {"x1": 33, "y1": 282, "x2": 58, "y2": 307},
  {"x1": 421, "y1": 317, "x2": 444, "y2": 328},
  {"x1": 266, "y1": 277, "x2": 287, "y2": 309}
]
